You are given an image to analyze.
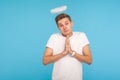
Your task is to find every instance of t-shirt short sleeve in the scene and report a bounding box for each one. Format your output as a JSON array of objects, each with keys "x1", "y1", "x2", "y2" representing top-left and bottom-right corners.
[
  {"x1": 81, "y1": 32, "x2": 90, "y2": 48},
  {"x1": 46, "y1": 34, "x2": 55, "y2": 49}
]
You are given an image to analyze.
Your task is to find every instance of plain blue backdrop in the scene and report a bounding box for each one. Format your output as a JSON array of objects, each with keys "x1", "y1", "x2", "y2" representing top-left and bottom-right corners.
[{"x1": 0, "y1": 0, "x2": 120, "y2": 80}]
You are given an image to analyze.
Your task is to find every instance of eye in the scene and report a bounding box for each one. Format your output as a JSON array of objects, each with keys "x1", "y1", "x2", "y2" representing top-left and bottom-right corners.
[
  {"x1": 65, "y1": 22, "x2": 69, "y2": 25},
  {"x1": 58, "y1": 24, "x2": 63, "y2": 28}
]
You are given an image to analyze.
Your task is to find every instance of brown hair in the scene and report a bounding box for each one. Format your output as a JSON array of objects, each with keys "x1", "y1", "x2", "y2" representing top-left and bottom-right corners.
[{"x1": 55, "y1": 13, "x2": 72, "y2": 24}]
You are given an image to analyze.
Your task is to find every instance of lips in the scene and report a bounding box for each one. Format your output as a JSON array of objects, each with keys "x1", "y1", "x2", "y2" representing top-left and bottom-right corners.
[{"x1": 64, "y1": 30, "x2": 68, "y2": 33}]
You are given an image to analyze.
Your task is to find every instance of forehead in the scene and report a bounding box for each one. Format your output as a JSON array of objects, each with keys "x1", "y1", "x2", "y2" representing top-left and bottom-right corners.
[{"x1": 57, "y1": 17, "x2": 70, "y2": 24}]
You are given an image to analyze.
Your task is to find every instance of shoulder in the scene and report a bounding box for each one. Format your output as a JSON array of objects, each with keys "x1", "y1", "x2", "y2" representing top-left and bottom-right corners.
[
  {"x1": 73, "y1": 32, "x2": 86, "y2": 36},
  {"x1": 49, "y1": 33, "x2": 61, "y2": 38}
]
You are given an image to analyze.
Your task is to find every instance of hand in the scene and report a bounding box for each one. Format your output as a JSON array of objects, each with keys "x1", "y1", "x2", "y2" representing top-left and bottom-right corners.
[{"x1": 64, "y1": 35, "x2": 73, "y2": 55}]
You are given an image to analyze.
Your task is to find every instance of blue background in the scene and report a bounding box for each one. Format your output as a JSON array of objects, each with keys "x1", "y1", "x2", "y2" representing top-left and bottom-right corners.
[{"x1": 0, "y1": 0, "x2": 120, "y2": 80}]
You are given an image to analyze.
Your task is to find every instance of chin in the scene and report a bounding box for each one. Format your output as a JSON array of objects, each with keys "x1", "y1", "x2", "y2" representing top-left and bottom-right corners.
[{"x1": 62, "y1": 32, "x2": 70, "y2": 36}]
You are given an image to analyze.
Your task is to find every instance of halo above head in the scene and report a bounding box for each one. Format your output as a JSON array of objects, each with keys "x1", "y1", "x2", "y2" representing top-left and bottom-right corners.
[{"x1": 50, "y1": 5, "x2": 67, "y2": 14}]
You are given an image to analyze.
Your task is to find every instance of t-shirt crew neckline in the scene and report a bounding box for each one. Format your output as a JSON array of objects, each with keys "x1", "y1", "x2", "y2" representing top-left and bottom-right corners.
[{"x1": 60, "y1": 32, "x2": 75, "y2": 39}]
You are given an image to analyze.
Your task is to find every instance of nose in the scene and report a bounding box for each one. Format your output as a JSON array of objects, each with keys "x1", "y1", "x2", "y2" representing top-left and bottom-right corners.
[{"x1": 63, "y1": 25, "x2": 67, "y2": 30}]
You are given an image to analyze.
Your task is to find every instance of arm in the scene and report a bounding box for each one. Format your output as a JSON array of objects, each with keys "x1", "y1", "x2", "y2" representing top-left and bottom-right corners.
[
  {"x1": 42, "y1": 47, "x2": 66, "y2": 65},
  {"x1": 43, "y1": 35, "x2": 72, "y2": 65},
  {"x1": 65, "y1": 35, "x2": 92, "y2": 64},
  {"x1": 73, "y1": 45, "x2": 92, "y2": 64}
]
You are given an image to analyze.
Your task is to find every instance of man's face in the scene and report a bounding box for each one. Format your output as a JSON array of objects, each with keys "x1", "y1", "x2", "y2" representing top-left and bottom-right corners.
[{"x1": 57, "y1": 17, "x2": 73, "y2": 36}]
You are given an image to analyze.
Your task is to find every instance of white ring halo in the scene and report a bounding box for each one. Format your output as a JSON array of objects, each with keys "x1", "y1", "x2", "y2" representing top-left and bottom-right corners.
[{"x1": 50, "y1": 5, "x2": 67, "y2": 14}]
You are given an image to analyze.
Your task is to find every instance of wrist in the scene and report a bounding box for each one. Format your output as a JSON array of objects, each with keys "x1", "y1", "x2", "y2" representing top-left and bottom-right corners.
[{"x1": 62, "y1": 51, "x2": 67, "y2": 55}]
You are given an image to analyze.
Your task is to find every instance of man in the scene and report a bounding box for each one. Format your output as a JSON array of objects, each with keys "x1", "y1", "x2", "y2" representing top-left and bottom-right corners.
[{"x1": 42, "y1": 13, "x2": 92, "y2": 80}]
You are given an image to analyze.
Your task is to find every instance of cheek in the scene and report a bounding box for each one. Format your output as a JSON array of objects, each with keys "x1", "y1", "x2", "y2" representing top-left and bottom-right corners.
[
  {"x1": 67, "y1": 25, "x2": 72, "y2": 29},
  {"x1": 58, "y1": 27, "x2": 63, "y2": 31}
]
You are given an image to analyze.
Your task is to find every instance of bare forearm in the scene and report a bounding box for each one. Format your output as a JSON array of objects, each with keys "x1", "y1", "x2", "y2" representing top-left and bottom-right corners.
[
  {"x1": 74, "y1": 53, "x2": 92, "y2": 64},
  {"x1": 43, "y1": 52, "x2": 65, "y2": 65}
]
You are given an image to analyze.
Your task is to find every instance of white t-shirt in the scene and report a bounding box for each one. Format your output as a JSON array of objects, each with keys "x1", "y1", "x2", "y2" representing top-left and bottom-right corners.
[{"x1": 46, "y1": 32, "x2": 89, "y2": 80}]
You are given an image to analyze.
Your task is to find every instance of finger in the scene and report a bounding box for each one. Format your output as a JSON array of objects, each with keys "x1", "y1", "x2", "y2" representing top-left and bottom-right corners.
[{"x1": 66, "y1": 36, "x2": 70, "y2": 44}]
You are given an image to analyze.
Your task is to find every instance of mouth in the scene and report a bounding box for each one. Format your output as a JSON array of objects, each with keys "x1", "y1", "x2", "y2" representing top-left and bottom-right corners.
[{"x1": 64, "y1": 30, "x2": 68, "y2": 32}]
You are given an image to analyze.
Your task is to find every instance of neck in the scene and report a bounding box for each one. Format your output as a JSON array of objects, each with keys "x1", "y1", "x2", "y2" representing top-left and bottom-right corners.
[{"x1": 62, "y1": 32, "x2": 73, "y2": 37}]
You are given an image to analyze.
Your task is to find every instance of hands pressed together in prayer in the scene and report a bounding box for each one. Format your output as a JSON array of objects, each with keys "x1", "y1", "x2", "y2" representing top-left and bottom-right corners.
[{"x1": 63, "y1": 36, "x2": 73, "y2": 55}]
